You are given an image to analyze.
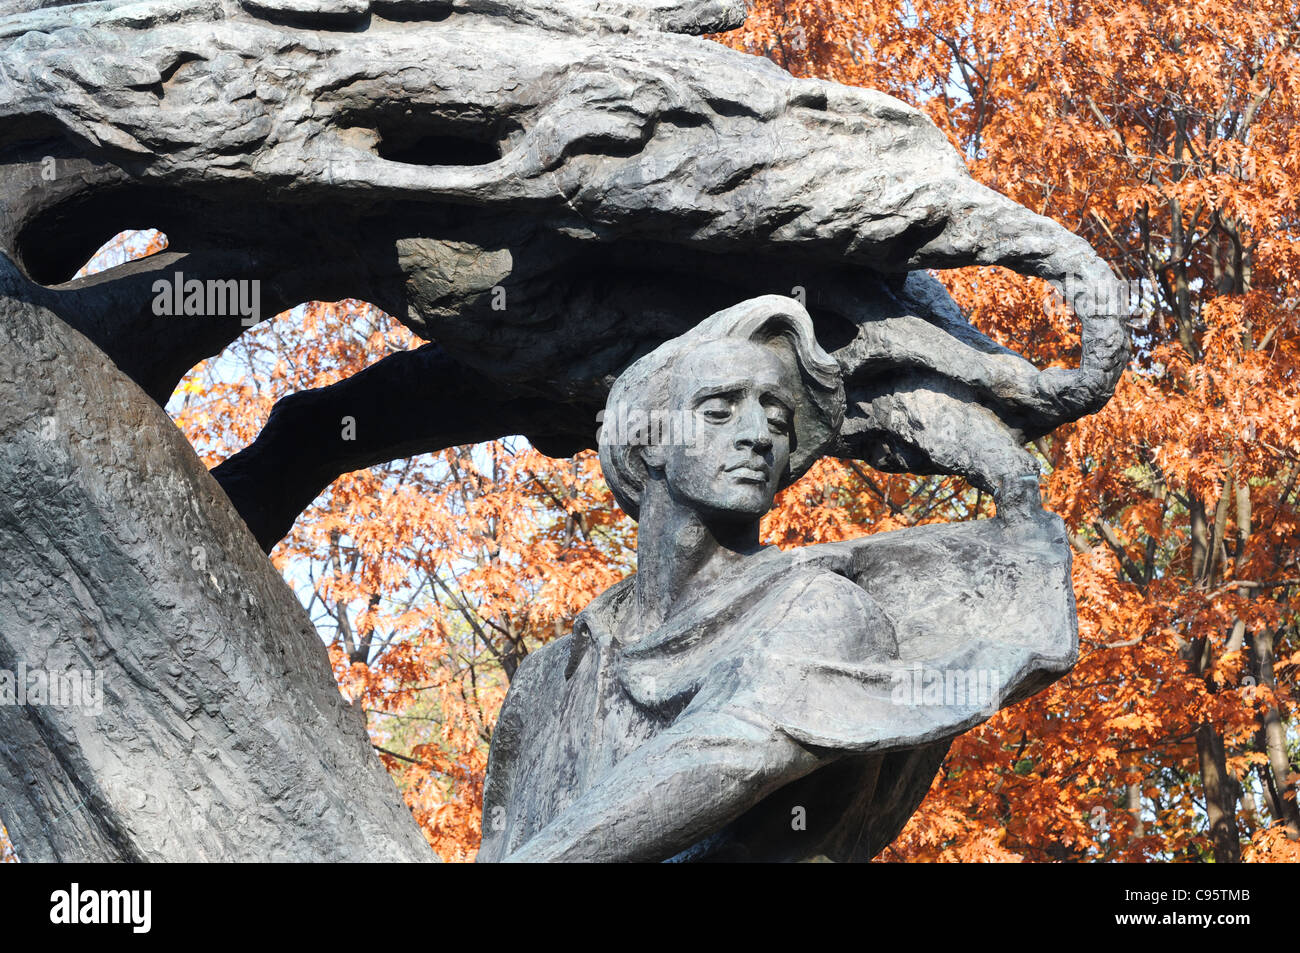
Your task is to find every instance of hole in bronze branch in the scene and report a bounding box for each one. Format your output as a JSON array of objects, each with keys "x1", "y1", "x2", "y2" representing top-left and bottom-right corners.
[
  {"x1": 378, "y1": 133, "x2": 501, "y2": 166},
  {"x1": 370, "y1": 112, "x2": 503, "y2": 167}
]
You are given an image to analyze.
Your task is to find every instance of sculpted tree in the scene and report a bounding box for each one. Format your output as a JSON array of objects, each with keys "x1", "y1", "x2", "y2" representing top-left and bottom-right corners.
[
  {"x1": 0, "y1": 0, "x2": 1127, "y2": 859},
  {"x1": 727, "y1": 0, "x2": 1300, "y2": 862},
  {"x1": 1, "y1": 229, "x2": 634, "y2": 861}
]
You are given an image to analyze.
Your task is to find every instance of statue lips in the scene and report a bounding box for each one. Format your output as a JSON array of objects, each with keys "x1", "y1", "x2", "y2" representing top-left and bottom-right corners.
[{"x1": 723, "y1": 459, "x2": 770, "y2": 484}]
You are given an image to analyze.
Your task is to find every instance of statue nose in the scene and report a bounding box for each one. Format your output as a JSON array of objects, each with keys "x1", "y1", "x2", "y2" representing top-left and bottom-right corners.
[{"x1": 736, "y1": 404, "x2": 773, "y2": 451}]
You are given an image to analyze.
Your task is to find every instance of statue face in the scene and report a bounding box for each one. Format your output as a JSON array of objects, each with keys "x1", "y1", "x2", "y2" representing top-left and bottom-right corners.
[{"x1": 656, "y1": 338, "x2": 799, "y2": 521}]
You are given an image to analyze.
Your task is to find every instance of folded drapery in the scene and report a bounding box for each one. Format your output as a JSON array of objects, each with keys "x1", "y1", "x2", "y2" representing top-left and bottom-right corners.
[{"x1": 479, "y1": 511, "x2": 1075, "y2": 862}]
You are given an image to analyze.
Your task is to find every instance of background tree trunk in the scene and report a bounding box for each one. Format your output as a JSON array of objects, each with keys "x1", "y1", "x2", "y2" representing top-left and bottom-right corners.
[{"x1": 0, "y1": 257, "x2": 435, "y2": 862}]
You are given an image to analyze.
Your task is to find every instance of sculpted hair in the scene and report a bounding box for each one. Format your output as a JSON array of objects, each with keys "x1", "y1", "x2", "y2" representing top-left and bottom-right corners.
[{"x1": 598, "y1": 295, "x2": 845, "y2": 521}]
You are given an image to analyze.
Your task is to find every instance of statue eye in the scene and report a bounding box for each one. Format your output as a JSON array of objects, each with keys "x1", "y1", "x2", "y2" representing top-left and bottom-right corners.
[
  {"x1": 765, "y1": 404, "x2": 792, "y2": 434},
  {"x1": 697, "y1": 397, "x2": 732, "y2": 422}
]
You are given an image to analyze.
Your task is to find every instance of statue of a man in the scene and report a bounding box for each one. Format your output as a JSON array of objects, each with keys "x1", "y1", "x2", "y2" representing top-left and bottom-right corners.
[{"x1": 478, "y1": 296, "x2": 1077, "y2": 863}]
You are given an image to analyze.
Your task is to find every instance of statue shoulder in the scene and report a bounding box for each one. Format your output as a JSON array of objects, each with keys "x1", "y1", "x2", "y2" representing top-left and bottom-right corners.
[
  {"x1": 480, "y1": 634, "x2": 575, "y2": 861},
  {"x1": 757, "y1": 566, "x2": 899, "y2": 660},
  {"x1": 495, "y1": 636, "x2": 572, "y2": 737}
]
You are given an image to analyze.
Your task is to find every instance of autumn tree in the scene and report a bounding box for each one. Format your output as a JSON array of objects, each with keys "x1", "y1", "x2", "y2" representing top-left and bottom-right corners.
[
  {"x1": 0, "y1": 822, "x2": 13, "y2": 863},
  {"x1": 723, "y1": 0, "x2": 1300, "y2": 862}
]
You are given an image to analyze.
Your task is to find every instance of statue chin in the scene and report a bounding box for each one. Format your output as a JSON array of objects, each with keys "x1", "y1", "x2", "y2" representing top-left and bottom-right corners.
[{"x1": 675, "y1": 495, "x2": 775, "y2": 527}]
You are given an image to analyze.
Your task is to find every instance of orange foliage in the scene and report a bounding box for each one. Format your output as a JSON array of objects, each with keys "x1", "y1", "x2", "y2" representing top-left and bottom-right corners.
[
  {"x1": 0, "y1": 823, "x2": 14, "y2": 863},
  {"x1": 723, "y1": 0, "x2": 1300, "y2": 861}
]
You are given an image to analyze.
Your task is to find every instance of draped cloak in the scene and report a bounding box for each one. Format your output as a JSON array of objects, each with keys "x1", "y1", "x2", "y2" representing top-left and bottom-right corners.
[{"x1": 478, "y1": 511, "x2": 1076, "y2": 862}]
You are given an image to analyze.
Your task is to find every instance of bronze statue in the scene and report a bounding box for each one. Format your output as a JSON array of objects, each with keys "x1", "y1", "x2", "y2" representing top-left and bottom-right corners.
[{"x1": 479, "y1": 297, "x2": 1078, "y2": 862}]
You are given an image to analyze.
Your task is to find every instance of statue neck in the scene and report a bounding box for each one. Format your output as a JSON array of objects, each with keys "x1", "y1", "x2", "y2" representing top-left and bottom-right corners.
[{"x1": 632, "y1": 480, "x2": 762, "y2": 633}]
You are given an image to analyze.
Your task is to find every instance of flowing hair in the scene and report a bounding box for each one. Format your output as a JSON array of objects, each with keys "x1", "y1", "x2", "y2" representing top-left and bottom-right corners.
[{"x1": 598, "y1": 295, "x2": 844, "y2": 521}]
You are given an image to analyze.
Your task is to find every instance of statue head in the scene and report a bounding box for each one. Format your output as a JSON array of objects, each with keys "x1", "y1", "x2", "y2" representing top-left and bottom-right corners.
[{"x1": 598, "y1": 296, "x2": 844, "y2": 523}]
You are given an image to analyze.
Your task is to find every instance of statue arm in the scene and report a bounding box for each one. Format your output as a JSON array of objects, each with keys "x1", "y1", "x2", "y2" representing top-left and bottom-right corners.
[{"x1": 501, "y1": 703, "x2": 826, "y2": 863}]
